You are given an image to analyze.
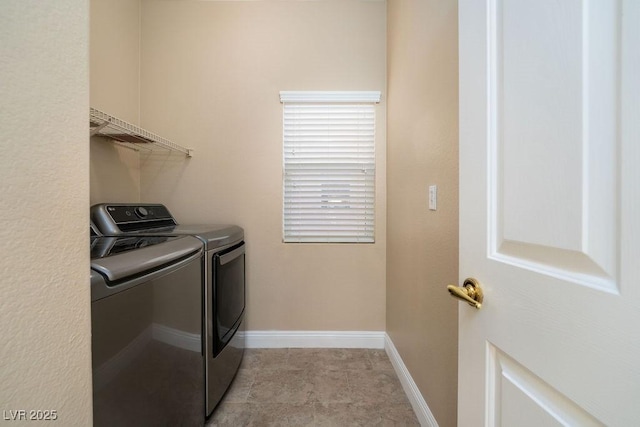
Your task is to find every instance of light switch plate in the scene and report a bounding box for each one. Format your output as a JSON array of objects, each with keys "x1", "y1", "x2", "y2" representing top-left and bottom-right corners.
[{"x1": 429, "y1": 185, "x2": 437, "y2": 211}]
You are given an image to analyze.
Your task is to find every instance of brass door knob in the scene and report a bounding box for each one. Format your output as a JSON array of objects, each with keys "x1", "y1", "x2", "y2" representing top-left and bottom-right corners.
[{"x1": 447, "y1": 278, "x2": 483, "y2": 309}]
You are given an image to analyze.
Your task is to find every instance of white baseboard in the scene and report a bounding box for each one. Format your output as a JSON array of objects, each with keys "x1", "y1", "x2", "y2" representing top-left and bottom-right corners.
[
  {"x1": 385, "y1": 334, "x2": 439, "y2": 427},
  {"x1": 244, "y1": 330, "x2": 385, "y2": 349}
]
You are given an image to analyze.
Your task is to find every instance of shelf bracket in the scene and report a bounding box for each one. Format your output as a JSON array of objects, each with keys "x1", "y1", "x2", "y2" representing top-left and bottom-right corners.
[{"x1": 90, "y1": 120, "x2": 109, "y2": 136}]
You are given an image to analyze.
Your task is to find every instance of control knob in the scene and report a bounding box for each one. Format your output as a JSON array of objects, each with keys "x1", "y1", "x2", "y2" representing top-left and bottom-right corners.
[{"x1": 134, "y1": 206, "x2": 148, "y2": 219}]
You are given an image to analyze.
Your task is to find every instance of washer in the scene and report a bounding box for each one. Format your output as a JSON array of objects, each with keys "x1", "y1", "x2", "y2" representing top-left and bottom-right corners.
[
  {"x1": 91, "y1": 203, "x2": 245, "y2": 417},
  {"x1": 90, "y1": 232, "x2": 204, "y2": 426}
]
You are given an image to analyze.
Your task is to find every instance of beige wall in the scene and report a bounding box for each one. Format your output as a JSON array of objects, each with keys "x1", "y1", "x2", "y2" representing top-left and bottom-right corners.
[
  {"x1": 0, "y1": 1, "x2": 92, "y2": 425},
  {"x1": 88, "y1": 3, "x2": 461, "y2": 423},
  {"x1": 386, "y1": 0, "x2": 459, "y2": 426},
  {"x1": 90, "y1": 0, "x2": 141, "y2": 204},
  {"x1": 139, "y1": 0, "x2": 387, "y2": 331}
]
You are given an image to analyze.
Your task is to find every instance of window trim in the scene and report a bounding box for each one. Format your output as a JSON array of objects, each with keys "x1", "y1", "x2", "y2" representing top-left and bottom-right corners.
[{"x1": 280, "y1": 91, "x2": 381, "y2": 104}]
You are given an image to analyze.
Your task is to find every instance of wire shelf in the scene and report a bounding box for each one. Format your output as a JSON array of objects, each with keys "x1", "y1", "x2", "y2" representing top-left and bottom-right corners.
[{"x1": 90, "y1": 107, "x2": 193, "y2": 157}]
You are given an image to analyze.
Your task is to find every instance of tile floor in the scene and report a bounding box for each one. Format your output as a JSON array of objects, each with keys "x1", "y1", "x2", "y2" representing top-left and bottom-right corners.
[{"x1": 206, "y1": 348, "x2": 420, "y2": 426}]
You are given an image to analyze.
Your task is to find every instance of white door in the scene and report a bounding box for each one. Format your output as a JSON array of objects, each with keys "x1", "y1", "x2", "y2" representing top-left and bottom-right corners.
[{"x1": 457, "y1": 0, "x2": 640, "y2": 426}]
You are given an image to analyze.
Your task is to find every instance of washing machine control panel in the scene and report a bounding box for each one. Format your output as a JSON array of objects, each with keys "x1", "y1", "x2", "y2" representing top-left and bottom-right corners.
[{"x1": 92, "y1": 204, "x2": 177, "y2": 233}]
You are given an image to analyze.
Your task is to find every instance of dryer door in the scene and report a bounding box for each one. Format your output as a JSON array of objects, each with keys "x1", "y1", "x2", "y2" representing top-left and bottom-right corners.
[{"x1": 213, "y1": 242, "x2": 245, "y2": 356}]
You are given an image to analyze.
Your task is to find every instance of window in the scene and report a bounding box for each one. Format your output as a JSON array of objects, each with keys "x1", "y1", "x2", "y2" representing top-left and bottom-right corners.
[{"x1": 280, "y1": 91, "x2": 380, "y2": 243}]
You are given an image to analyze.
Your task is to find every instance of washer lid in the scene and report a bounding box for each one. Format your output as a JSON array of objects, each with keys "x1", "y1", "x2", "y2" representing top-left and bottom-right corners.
[{"x1": 90, "y1": 235, "x2": 202, "y2": 283}]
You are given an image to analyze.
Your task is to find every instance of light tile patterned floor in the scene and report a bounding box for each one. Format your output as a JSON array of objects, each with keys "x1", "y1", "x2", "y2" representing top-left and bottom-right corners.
[{"x1": 206, "y1": 348, "x2": 420, "y2": 426}]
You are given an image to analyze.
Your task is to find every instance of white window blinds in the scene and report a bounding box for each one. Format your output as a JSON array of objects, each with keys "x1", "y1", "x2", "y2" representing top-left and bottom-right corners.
[{"x1": 280, "y1": 91, "x2": 380, "y2": 243}]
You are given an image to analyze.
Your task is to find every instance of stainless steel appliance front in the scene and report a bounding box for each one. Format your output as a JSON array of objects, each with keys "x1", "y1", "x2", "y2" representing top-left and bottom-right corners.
[
  {"x1": 91, "y1": 203, "x2": 246, "y2": 417},
  {"x1": 205, "y1": 241, "x2": 245, "y2": 413},
  {"x1": 90, "y1": 235, "x2": 204, "y2": 427}
]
